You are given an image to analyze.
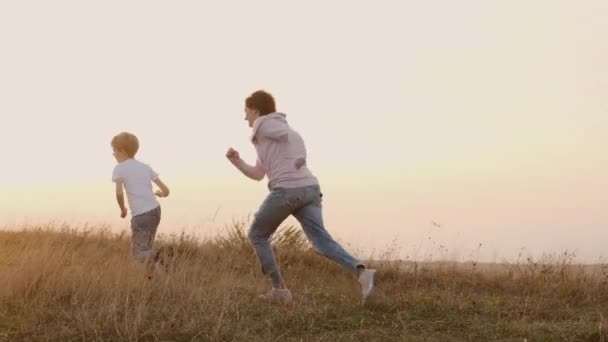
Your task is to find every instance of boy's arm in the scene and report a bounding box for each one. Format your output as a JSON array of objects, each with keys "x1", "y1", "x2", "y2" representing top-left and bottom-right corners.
[
  {"x1": 153, "y1": 178, "x2": 170, "y2": 197},
  {"x1": 115, "y1": 181, "x2": 127, "y2": 218}
]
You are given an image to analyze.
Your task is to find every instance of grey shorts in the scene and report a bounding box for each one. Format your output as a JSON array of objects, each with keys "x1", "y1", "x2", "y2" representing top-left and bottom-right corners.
[{"x1": 130, "y1": 206, "x2": 161, "y2": 262}]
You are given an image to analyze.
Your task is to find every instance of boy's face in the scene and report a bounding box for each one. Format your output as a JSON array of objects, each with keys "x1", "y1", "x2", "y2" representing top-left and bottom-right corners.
[
  {"x1": 244, "y1": 107, "x2": 260, "y2": 128},
  {"x1": 112, "y1": 148, "x2": 129, "y2": 162}
]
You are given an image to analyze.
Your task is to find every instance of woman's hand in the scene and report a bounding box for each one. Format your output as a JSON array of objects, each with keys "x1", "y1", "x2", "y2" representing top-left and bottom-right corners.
[{"x1": 226, "y1": 148, "x2": 240, "y2": 162}]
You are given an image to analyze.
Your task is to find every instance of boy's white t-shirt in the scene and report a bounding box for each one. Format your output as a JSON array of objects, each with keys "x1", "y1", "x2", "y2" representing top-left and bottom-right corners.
[{"x1": 112, "y1": 159, "x2": 160, "y2": 216}]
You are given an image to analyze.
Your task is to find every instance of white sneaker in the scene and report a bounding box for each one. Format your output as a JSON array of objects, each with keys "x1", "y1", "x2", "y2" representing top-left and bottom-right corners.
[
  {"x1": 358, "y1": 269, "x2": 376, "y2": 303},
  {"x1": 258, "y1": 288, "x2": 293, "y2": 302}
]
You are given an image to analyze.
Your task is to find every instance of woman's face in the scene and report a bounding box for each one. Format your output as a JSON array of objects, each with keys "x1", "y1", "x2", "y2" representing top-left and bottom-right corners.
[{"x1": 244, "y1": 107, "x2": 260, "y2": 127}]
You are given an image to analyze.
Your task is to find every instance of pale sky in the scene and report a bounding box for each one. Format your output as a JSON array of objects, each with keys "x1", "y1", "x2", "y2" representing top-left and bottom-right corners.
[{"x1": 1, "y1": 1, "x2": 607, "y2": 263}]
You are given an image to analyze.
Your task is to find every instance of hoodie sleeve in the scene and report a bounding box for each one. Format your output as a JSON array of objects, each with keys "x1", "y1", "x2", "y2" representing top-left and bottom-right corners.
[
  {"x1": 290, "y1": 130, "x2": 308, "y2": 169},
  {"x1": 234, "y1": 158, "x2": 266, "y2": 181},
  {"x1": 257, "y1": 119, "x2": 289, "y2": 142}
]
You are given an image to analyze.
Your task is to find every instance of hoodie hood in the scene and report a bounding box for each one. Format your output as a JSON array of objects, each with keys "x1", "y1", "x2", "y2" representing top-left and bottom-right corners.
[
  {"x1": 243, "y1": 111, "x2": 318, "y2": 190},
  {"x1": 251, "y1": 112, "x2": 288, "y2": 143}
]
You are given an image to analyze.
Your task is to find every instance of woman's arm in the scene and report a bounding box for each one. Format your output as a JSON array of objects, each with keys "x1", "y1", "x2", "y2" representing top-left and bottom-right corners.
[{"x1": 226, "y1": 148, "x2": 265, "y2": 181}]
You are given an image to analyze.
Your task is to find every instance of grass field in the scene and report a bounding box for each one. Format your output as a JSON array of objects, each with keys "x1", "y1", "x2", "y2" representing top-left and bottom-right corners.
[{"x1": 0, "y1": 222, "x2": 607, "y2": 341}]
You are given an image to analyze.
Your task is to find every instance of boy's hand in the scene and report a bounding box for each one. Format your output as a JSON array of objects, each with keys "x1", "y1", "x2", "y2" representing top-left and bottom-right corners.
[
  {"x1": 153, "y1": 178, "x2": 170, "y2": 198},
  {"x1": 120, "y1": 207, "x2": 127, "y2": 218},
  {"x1": 294, "y1": 158, "x2": 306, "y2": 169},
  {"x1": 226, "y1": 147, "x2": 240, "y2": 161}
]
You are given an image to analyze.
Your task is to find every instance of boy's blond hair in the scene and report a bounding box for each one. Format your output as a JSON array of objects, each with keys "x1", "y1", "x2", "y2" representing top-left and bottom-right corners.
[{"x1": 111, "y1": 132, "x2": 139, "y2": 158}]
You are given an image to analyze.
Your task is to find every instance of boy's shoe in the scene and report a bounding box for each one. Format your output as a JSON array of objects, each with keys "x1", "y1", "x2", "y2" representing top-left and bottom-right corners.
[
  {"x1": 258, "y1": 288, "x2": 293, "y2": 302},
  {"x1": 358, "y1": 268, "x2": 376, "y2": 303}
]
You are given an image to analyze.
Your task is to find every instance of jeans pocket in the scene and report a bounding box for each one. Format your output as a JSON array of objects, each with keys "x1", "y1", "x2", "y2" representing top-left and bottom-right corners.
[{"x1": 302, "y1": 186, "x2": 322, "y2": 207}]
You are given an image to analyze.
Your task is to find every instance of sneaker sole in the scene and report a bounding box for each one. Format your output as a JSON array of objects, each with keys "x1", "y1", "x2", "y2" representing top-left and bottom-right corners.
[{"x1": 361, "y1": 271, "x2": 377, "y2": 305}]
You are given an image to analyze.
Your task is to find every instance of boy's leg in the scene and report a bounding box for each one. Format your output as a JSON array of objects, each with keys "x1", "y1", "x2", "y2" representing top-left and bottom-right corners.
[
  {"x1": 130, "y1": 206, "x2": 161, "y2": 263},
  {"x1": 249, "y1": 189, "x2": 293, "y2": 288},
  {"x1": 293, "y1": 187, "x2": 363, "y2": 276},
  {"x1": 150, "y1": 206, "x2": 161, "y2": 241}
]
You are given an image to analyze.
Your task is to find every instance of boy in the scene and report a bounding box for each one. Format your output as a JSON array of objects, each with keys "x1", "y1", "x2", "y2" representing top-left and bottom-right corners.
[{"x1": 111, "y1": 132, "x2": 170, "y2": 264}]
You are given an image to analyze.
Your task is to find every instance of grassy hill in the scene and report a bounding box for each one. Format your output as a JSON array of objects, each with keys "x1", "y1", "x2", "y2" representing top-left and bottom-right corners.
[{"x1": 0, "y1": 223, "x2": 606, "y2": 341}]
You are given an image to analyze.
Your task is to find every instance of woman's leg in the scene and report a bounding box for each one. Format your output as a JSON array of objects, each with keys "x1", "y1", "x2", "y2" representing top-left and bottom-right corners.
[
  {"x1": 249, "y1": 189, "x2": 292, "y2": 288},
  {"x1": 293, "y1": 187, "x2": 362, "y2": 276}
]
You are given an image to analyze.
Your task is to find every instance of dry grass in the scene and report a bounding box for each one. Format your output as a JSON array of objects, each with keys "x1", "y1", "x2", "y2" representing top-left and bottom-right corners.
[{"x1": 0, "y1": 222, "x2": 607, "y2": 341}]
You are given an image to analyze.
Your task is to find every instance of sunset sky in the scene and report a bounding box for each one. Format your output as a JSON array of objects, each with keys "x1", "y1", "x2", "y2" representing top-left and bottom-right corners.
[{"x1": 1, "y1": 1, "x2": 606, "y2": 262}]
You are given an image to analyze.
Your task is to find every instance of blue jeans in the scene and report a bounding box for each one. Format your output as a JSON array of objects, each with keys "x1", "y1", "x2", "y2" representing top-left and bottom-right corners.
[{"x1": 248, "y1": 185, "x2": 362, "y2": 288}]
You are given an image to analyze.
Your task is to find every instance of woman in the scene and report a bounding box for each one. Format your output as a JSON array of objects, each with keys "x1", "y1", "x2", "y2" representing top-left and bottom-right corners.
[{"x1": 226, "y1": 90, "x2": 375, "y2": 303}]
